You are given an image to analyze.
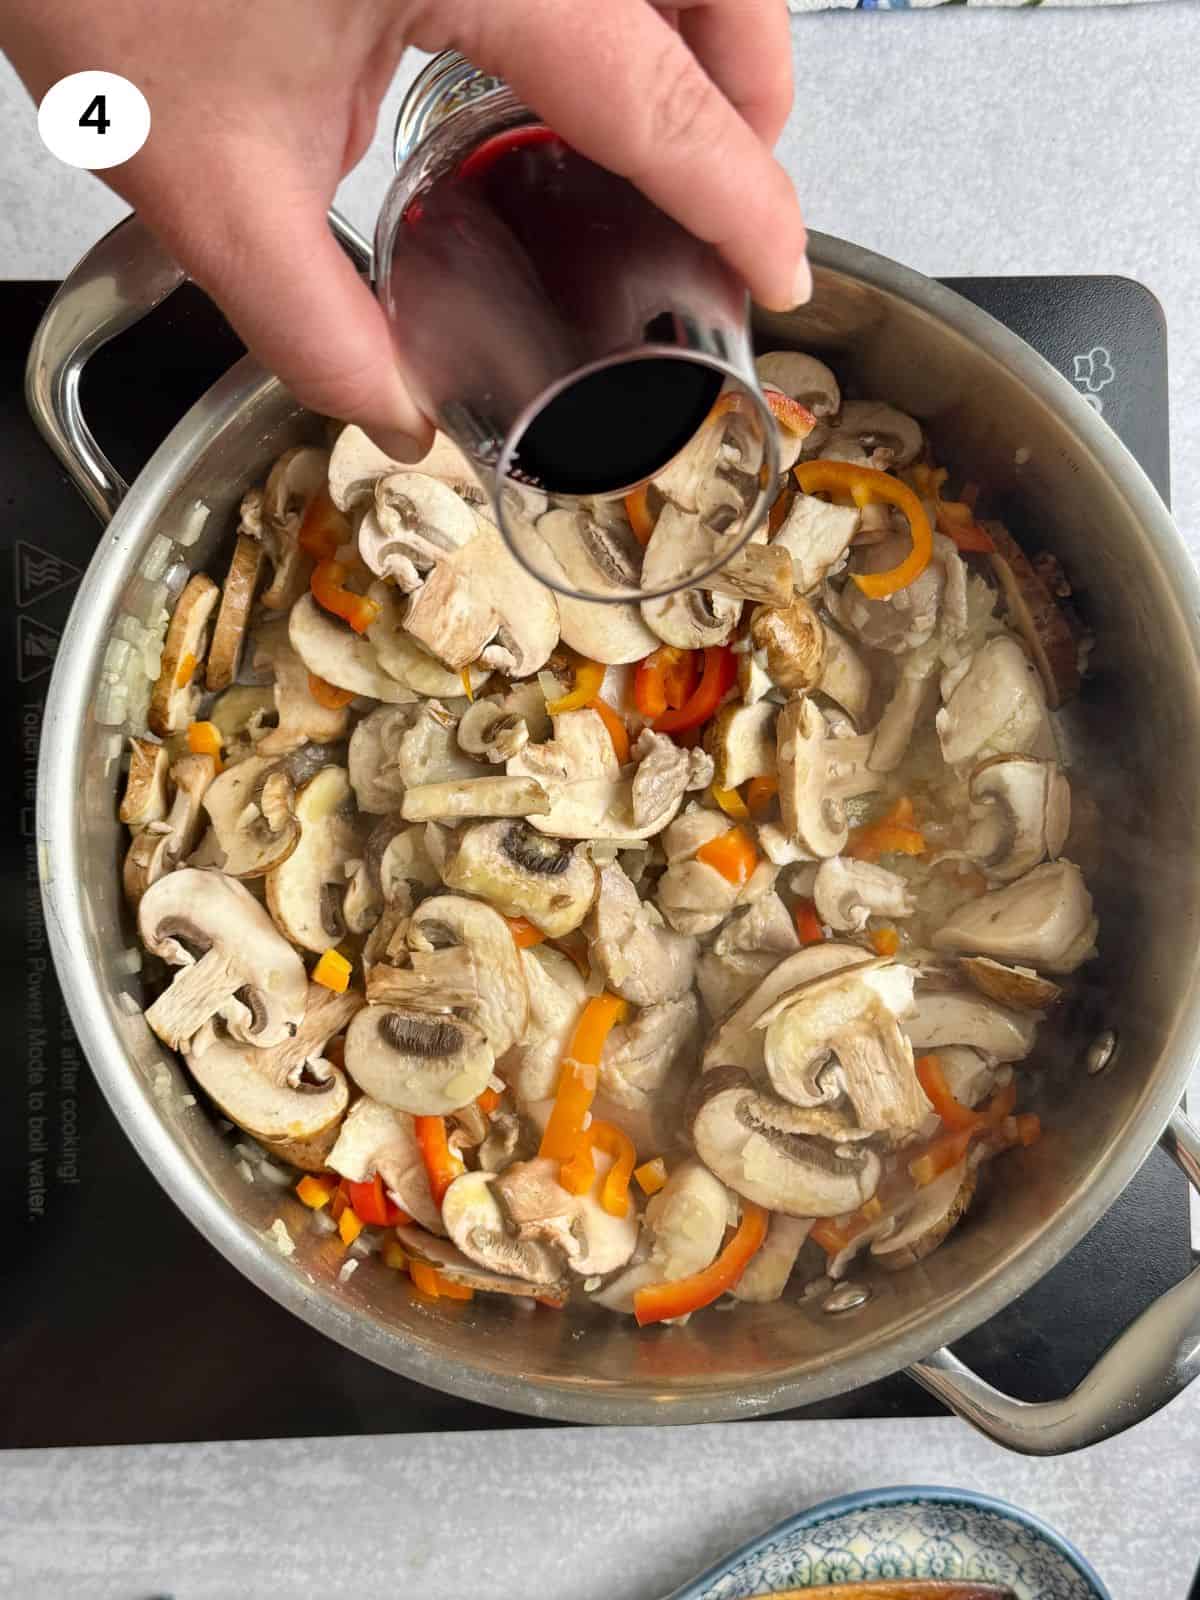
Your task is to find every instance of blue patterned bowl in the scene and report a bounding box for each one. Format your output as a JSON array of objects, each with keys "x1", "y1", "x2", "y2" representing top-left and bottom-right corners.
[{"x1": 672, "y1": 1486, "x2": 1112, "y2": 1600}]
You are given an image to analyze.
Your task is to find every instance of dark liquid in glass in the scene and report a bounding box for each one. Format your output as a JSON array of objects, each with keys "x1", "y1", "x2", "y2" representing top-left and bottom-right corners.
[{"x1": 394, "y1": 126, "x2": 723, "y2": 496}]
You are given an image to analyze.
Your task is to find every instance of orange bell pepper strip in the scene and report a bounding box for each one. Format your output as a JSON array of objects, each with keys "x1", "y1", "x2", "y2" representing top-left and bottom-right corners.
[
  {"x1": 795, "y1": 461, "x2": 933, "y2": 600},
  {"x1": 907, "y1": 463, "x2": 995, "y2": 553},
  {"x1": 307, "y1": 672, "x2": 356, "y2": 710},
  {"x1": 695, "y1": 825, "x2": 758, "y2": 888},
  {"x1": 561, "y1": 1119, "x2": 638, "y2": 1214},
  {"x1": 908, "y1": 1078, "x2": 1020, "y2": 1186},
  {"x1": 745, "y1": 775, "x2": 779, "y2": 819},
  {"x1": 809, "y1": 1195, "x2": 885, "y2": 1257},
  {"x1": 186, "y1": 720, "x2": 224, "y2": 772},
  {"x1": 476, "y1": 1086, "x2": 503, "y2": 1116},
  {"x1": 710, "y1": 783, "x2": 750, "y2": 821},
  {"x1": 298, "y1": 485, "x2": 351, "y2": 561},
  {"x1": 624, "y1": 485, "x2": 656, "y2": 546},
  {"x1": 539, "y1": 993, "x2": 629, "y2": 1166},
  {"x1": 794, "y1": 898, "x2": 825, "y2": 946},
  {"x1": 346, "y1": 1172, "x2": 411, "y2": 1227},
  {"x1": 765, "y1": 389, "x2": 817, "y2": 438},
  {"x1": 652, "y1": 645, "x2": 737, "y2": 734},
  {"x1": 916, "y1": 1054, "x2": 982, "y2": 1133},
  {"x1": 870, "y1": 926, "x2": 900, "y2": 957},
  {"x1": 546, "y1": 654, "x2": 606, "y2": 714},
  {"x1": 413, "y1": 1115, "x2": 464, "y2": 1207},
  {"x1": 504, "y1": 915, "x2": 545, "y2": 949},
  {"x1": 588, "y1": 697, "x2": 630, "y2": 764},
  {"x1": 634, "y1": 1202, "x2": 769, "y2": 1326},
  {"x1": 311, "y1": 559, "x2": 380, "y2": 634},
  {"x1": 847, "y1": 797, "x2": 927, "y2": 863}
]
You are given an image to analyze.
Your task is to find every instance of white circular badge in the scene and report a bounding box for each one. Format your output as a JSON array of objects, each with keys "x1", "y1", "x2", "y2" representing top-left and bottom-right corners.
[{"x1": 37, "y1": 72, "x2": 150, "y2": 171}]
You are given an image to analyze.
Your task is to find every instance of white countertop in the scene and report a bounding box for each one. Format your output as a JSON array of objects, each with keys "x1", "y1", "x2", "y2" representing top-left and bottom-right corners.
[{"x1": 2, "y1": 7, "x2": 1199, "y2": 1598}]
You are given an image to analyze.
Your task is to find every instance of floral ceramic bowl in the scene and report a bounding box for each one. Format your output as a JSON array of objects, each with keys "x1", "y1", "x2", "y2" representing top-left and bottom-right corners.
[{"x1": 673, "y1": 1487, "x2": 1111, "y2": 1600}]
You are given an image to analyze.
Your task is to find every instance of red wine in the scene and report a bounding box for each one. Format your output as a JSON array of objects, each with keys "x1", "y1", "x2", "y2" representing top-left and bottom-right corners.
[{"x1": 392, "y1": 125, "x2": 724, "y2": 495}]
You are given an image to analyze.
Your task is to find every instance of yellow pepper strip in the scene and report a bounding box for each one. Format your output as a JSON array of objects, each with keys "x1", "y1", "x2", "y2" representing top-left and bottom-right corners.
[
  {"x1": 635, "y1": 1157, "x2": 668, "y2": 1196},
  {"x1": 460, "y1": 668, "x2": 475, "y2": 702},
  {"x1": 539, "y1": 993, "x2": 629, "y2": 1167},
  {"x1": 312, "y1": 949, "x2": 352, "y2": 993},
  {"x1": 546, "y1": 654, "x2": 606, "y2": 714},
  {"x1": 710, "y1": 782, "x2": 750, "y2": 821},
  {"x1": 338, "y1": 1207, "x2": 364, "y2": 1247},
  {"x1": 794, "y1": 461, "x2": 933, "y2": 600},
  {"x1": 295, "y1": 1174, "x2": 336, "y2": 1209},
  {"x1": 381, "y1": 1238, "x2": 409, "y2": 1271}
]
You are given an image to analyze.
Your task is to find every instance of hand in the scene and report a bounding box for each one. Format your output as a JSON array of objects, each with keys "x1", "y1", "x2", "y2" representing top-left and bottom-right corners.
[{"x1": 5, "y1": 0, "x2": 806, "y2": 455}]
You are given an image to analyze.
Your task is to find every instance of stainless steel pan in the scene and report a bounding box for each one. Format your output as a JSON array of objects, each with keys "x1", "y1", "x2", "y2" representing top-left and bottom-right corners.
[{"x1": 28, "y1": 213, "x2": 1200, "y2": 1450}]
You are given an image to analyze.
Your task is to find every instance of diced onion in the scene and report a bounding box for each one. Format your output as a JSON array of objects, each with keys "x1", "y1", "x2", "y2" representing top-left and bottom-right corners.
[
  {"x1": 114, "y1": 947, "x2": 143, "y2": 975},
  {"x1": 176, "y1": 500, "x2": 210, "y2": 547},
  {"x1": 310, "y1": 1208, "x2": 338, "y2": 1236},
  {"x1": 140, "y1": 535, "x2": 174, "y2": 582},
  {"x1": 235, "y1": 1159, "x2": 255, "y2": 1184},
  {"x1": 163, "y1": 559, "x2": 191, "y2": 601},
  {"x1": 267, "y1": 1218, "x2": 296, "y2": 1257},
  {"x1": 338, "y1": 1258, "x2": 359, "y2": 1283}
]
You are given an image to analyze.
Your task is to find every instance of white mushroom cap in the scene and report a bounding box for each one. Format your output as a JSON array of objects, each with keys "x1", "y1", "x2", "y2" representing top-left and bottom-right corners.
[
  {"x1": 823, "y1": 401, "x2": 923, "y2": 470},
  {"x1": 405, "y1": 894, "x2": 530, "y2": 1056},
  {"x1": 365, "y1": 581, "x2": 493, "y2": 693},
  {"x1": 457, "y1": 698, "x2": 531, "y2": 764},
  {"x1": 442, "y1": 1169, "x2": 570, "y2": 1285},
  {"x1": 777, "y1": 698, "x2": 882, "y2": 859},
  {"x1": 206, "y1": 534, "x2": 264, "y2": 693},
  {"x1": 931, "y1": 859, "x2": 1098, "y2": 974},
  {"x1": 139, "y1": 867, "x2": 308, "y2": 1049},
  {"x1": 184, "y1": 982, "x2": 359, "y2": 1148},
  {"x1": 328, "y1": 426, "x2": 407, "y2": 514},
  {"x1": 872, "y1": 1161, "x2": 976, "y2": 1272},
  {"x1": 123, "y1": 753, "x2": 215, "y2": 907},
  {"x1": 326, "y1": 1095, "x2": 443, "y2": 1233},
  {"x1": 690, "y1": 1067, "x2": 883, "y2": 1218},
  {"x1": 702, "y1": 941, "x2": 872, "y2": 1075},
  {"x1": 966, "y1": 755, "x2": 1071, "y2": 882},
  {"x1": 348, "y1": 704, "x2": 412, "y2": 815},
  {"x1": 400, "y1": 775, "x2": 549, "y2": 823},
  {"x1": 904, "y1": 988, "x2": 1039, "y2": 1062},
  {"x1": 509, "y1": 709, "x2": 687, "y2": 841},
  {"x1": 359, "y1": 470, "x2": 479, "y2": 590},
  {"x1": 288, "y1": 594, "x2": 417, "y2": 704},
  {"x1": 535, "y1": 509, "x2": 659, "y2": 663},
  {"x1": 198, "y1": 755, "x2": 300, "y2": 878},
  {"x1": 755, "y1": 352, "x2": 841, "y2": 419},
  {"x1": 343, "y1": 1005, "x2": 495, "y2": 1115},
  {"x1": 936, "y1": 636, "x2": 1050, "y2": 767},
  {"x1": 119, "y1": 737, "x2": 169, "y2": 831},
  {"x1": 707, "y1": 700, "x2": 778, "y2": 792},
  {"x1": 259, "y1": 447, "x2": 328, "y2": 610},
  {"x1": 813, "y1": 856, "x2": 915, "y2": 933},
  {"x1": 640, "y1": 503, "x2": 742, "y2": 649},
  {"x1": 440, "y1": 820, "x2": 598, "y2": 938},
  {"x1": 265, "y1": 766, "x2": 363, "y2": 954},
  {"x1": 252, "y1": 623, "x2": 351, "y2": 756}
]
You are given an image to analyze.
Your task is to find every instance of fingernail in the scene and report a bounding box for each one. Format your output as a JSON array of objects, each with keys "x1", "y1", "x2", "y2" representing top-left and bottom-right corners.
[{"x1": 792, "y1": 254, "x2": 813, "y2": 308}]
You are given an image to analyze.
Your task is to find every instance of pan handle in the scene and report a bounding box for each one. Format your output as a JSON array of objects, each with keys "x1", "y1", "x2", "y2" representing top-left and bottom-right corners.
[
  {"x1": 908, "y1": 1105, "x2": 1200, "y2": 1455},
  {"x1": 24, "y1": 209, "x2": 374, "y2": 525}
]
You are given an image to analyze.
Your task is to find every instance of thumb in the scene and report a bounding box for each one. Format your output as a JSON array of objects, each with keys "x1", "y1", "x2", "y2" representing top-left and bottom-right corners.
[{"x1": 146, "y1": 176, "x2": 433, "y2": 458}]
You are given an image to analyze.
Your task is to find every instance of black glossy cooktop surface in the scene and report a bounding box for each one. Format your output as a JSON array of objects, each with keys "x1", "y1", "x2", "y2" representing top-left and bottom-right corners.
[{"x1": 0, "y1": 272, "x2": 1184, "y2": 1447}]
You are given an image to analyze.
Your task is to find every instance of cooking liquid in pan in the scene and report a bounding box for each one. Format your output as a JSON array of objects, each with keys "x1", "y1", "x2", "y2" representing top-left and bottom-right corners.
[{"x1": 396, "y1": 125, "x2": 724, "y2": 495}]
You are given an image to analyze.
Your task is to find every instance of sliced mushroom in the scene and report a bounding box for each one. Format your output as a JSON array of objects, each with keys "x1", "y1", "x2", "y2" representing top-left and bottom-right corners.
[
  {"x1": 259, "y1": 447, "x2": 328, "y2": 610},
  {"x1": 288, "y1": 594, "x2": 417, "y2": 704},
  {"x1": 265, "y1": 766, "x2": 363, "y2": 954},
  {"x1": 936, "y1": 636, "x2": 1050, "y2": 767},
  {"x1": 401, "y1": 774, "x2": 549, "y2": 823},
  {"x1": 905, "y1": 987, "x2": 1039, "y2": 1061},
  {"x1": 441, "y1": 1170, "x2": 568, "y2": 1284},
  {"x1": 593, "y1": 1159, "x2": 731, "y2": 1314},
  {"x1": 690, "y1": 1067, "x2": 882, "y2": 1217},
  {"x1": 328, "y1": 425, "x2": 405, "y2": 514},
  {"x1": 986, "y1": 521, "x2": 1079, "y2": 708},
  {"x1": 534, "y1": 509, "x2": 660, "y2": 664},
  {"x1": 640, "y1": 504, "x2": 742, "y2": 649},
  {"x1": 587, "y1": 862, "x2": 696, "y2": 1005},
  {"x1": 823, "y1": 401, "x2": 923, "y2": 470},
  {"x1": 759, "y1": 961, "x2": 930, "y2": 1136},
  {"x1": 123, "y1": 753, "x2": 216, "y2": 906},
  {"x1": 348, "y1": 705, "x2": 413, "y2": 814},
  {"x1": 140, "y1": 867, "x2": 308, "y2": 1049},
  {"x1": 702, "y1": 941, "x2": 872, "y2": 1075},
  {"x1": 932, "y1": 860, "x2": 1098, "y2": 974},
  {"x1": 185, "y1": 982, "x2": 359, "y2": 1165},
  {"x1": 935, "y1": 1045, "x2": 1004, "y2": 1109},
  {"x1": 704, "y1": 541, "x2": 794, "y2": 608},
  {"x1": 868, "y1": 659, "x2": 939, "y2": 773},
  {"x1": 147, "y1": 573, "x2": 220, "y2": 736},
  {"x1": 206, "y1": 534, "x2": 264, "y2": 692},
  {"x1": 405, "y1": 894, "x2": 529, "y2": 1055},
  {"x1": 378, "y1": 822, "x2": 442, "y2": 910},
  {"x1": 198, "y1": 755, "x2": 301, "y2": 877},
  {"x1": 492, "y1": 1156, "x2": 639, "y2": 1277},
  {"x1": 343, "y1": 1006, "x2": 494, "y2": 1115},
  {"x1": 712, "y1": 890, "x2": 799, "y2": 959},
  {"x1": 457, "y1": 698, "x2": 530, "y2": 764},
  {"x1": 119, "y1": 737, "x2": 169, "y2": 830},
  {"x1": 733, "y1": 1213, "x2": 814, "y2": 1302},
  {"x1": 600, "y1": 994, "x2": 699, "y2": 1111},
  {"x1": 772, "y1": 493, "x2": 860, "y2": 595},
  {"x1": 358, "y1": 470, "x2": 479, "y2": 590},
  {"x1": 440, "y1": 820, "x2": 598, "y2": 937},
  {"x1": 707, "y1": 700, "x2": 778, "y2": 791},
  {"x1": 960, "y1": 956, "x2": 1062, "y2": 1011},
  {"x1": 509, "y1": 709, "x2": 688, "y2": 840},
  {"x1": 813, "y1": 856, "x2": 915, "y2": 933},
  {"x1": 501, "y1": 945, "x2": 587, "y2": 1103},
  {"x1": 207, "y1": 684, "x2": 278, "y2": 752},
  {"x1": 396, "y1": 1224, "x2": 568, "y2": 1303},
  {"x1": 326, "y1": 1095, "x2": 443, "y2": 1233},
  {"x1": 247, "y1": 630, "x2": 348, "y2": 758},
  {"x1": 965, "y1": 755, "x2": 1071, "y2": 882},
  {"x1": 873, "y1": 1161, "x2": 976, "y2": 1271},
  {"x1": 777, "y1": 697, "x2": 882, "y2": 858},
  {"x1": 365, "y1": 581, "x2": 492, "y2": 694}
]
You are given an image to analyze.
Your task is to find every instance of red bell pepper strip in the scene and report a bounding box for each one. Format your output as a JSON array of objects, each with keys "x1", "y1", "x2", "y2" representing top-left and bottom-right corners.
[
  {"x1": 414, "y1": 1115, "x2": 464, "y2": 1207},
  {"x1": 346, "y1": 1173, "x2": 411, "y2": 1227},
  {"x1": 634, "y1": 1202, "x2": 768, "y2": 1326},
  {"x1": 652, "y1": 645, "x2": 736, "y2": 734}
]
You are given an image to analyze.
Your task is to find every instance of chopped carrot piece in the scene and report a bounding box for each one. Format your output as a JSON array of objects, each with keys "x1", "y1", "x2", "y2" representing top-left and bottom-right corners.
[
  {"x1": 312, "y1": 949, "x2": 352, "y2": 993},
  {"x1": 634, "y1": 1157, "x2": 668, "y2": 1196},
  {"x1": 870, "y1": 925, "x2": 900, "y2": 957},
  {"x1": 794, "y1": 899, "x2": 825, "y2": 946},
  {"x1": 588, "y1": 697, "x2": 630, "y2": 764},
  {"x1": 307, "y1": 672, "x2": 355, "y2": 710},
  {"x1": 696, "y1": 825, "x2": 758, "y2": 887},
  {"x1": 338, "y1": 1207, "x2": 364, "y2": 1247},
  {"x1": 504, "y1": 916, "x2": 545, "y2": 949},
  {"x1": 174, "y1": 650, "x2": 197, "y2": 689},
  {"x1": 295, "y1": 1174, "x2": 336, "y2": 1210},
  {"x1": 710, "y1": 783, "x2": 750, "y2": 821}
]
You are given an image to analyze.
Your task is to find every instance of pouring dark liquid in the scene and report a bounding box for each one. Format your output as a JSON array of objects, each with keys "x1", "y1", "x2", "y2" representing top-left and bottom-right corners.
[{"x1": 394, "y1": 125, "x2": 724, "y2": 495}]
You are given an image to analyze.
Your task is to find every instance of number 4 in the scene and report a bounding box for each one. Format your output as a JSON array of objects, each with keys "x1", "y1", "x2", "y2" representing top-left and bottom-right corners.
[{"x1": 79, "y1": 94, "x2": 111, "y2": 135}]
